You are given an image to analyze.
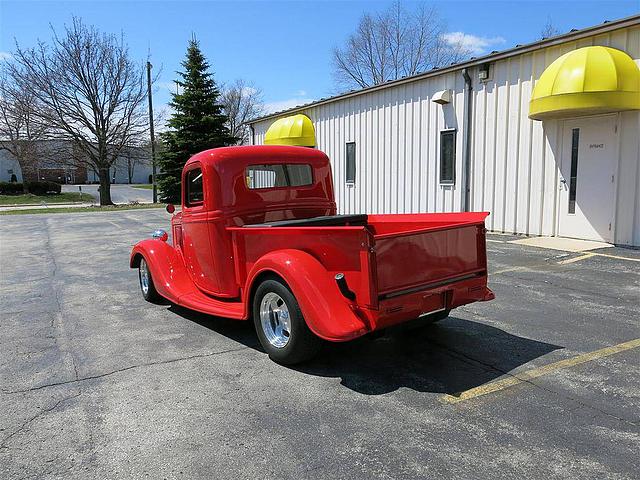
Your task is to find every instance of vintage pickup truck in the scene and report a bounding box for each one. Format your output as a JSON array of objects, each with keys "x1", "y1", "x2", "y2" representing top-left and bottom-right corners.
[{"x1": 130, "y1": 145, "x2": 494, "y2": 364}]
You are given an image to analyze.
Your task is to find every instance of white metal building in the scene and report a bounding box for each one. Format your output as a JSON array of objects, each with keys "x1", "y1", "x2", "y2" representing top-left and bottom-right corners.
[{"x1": 249, "y1": 15, "x2": 640, "y2": 246}]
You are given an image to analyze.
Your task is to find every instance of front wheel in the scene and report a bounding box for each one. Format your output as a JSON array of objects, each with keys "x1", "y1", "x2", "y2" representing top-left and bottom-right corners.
[
  {"x1": 138, "y1": 257, "x2": 161, "y2": 303},
  {"x1": 253, "y1": 279, "x2": 321, "y2": 365}
]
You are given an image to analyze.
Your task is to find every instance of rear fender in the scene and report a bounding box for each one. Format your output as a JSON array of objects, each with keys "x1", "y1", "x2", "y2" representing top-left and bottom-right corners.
[
  {"x1": 130, "y1": 239, "x2": 195, "y2": 302},
  {"x1": 245, "y1": 249, "x2": 369, "y2": 342}
]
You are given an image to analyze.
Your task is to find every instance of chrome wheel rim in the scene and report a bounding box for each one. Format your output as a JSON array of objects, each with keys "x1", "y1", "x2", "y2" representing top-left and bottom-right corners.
[
  {"x1": 139, "y1": 259, "x2": 150, "y2": 295},
  {"x1": 259, "y1": 292, "x2": 291, "y2": 348}
]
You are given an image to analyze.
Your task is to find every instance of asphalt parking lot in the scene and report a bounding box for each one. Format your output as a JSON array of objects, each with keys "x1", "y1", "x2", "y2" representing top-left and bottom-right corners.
[{"x1": 1, "y1": 210, "x2": 638, "y2": 479}]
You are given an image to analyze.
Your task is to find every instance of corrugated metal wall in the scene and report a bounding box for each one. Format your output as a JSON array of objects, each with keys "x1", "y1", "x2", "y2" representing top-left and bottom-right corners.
[{"x1": 252, "y1": 24, "x2": 640, "y2": 246}]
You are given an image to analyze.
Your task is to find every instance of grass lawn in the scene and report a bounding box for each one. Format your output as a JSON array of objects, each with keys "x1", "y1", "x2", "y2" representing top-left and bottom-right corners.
[
  {"x1": 0, "y1": 192, "x2": 95, "y2": 206},
  {"x1": 132, "y1": 184, "x2": 154, "y2": 190},
  {"x1": 0, "y1": 203, "x2": 167, "y2": 216}
]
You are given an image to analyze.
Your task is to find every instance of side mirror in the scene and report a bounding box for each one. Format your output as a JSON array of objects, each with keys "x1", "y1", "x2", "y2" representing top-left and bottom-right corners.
[{"x1": 166, "y1": 203, "x2": 175, "y2": 214}]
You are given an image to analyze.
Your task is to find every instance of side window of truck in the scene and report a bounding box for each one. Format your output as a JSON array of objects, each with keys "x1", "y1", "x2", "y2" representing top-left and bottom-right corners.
[
  {"x1": 246, "y1": 164, "x2": 313, "y2": 189},
  {"x1": 186, "y1": 168, "x2": 204, "y2": 206}
]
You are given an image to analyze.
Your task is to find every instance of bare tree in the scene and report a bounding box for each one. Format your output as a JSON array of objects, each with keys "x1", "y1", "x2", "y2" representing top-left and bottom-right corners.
[
  {"x1": 0, "y1": 69, "x2": 51, "y2": 189},
  {"x1": 8, "y1": 17, "x2": 150, "y2": 205},
  {"x1": 332, "y1": 1, "x2": 468, "y2": 90},
  {"x1": 221, "y1": 79, "x2": 265, "y2": 145},
  {"x1": 540, "y1": 17, "x2": 560, "y2": 40}
]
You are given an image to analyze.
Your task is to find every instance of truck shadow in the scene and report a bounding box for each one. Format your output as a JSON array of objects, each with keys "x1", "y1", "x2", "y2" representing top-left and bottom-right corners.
[{"x1": 169, "y1": 306, "x2": 562, "y2": 396}]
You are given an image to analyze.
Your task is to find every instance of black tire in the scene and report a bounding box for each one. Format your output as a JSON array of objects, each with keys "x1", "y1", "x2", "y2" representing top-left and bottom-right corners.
[
  {"x1": 253, "y1": 278, "x2": 321, "y2": 365},
  {"x1": 138, "y1": 257, "x2": 161, "y2": 303}
]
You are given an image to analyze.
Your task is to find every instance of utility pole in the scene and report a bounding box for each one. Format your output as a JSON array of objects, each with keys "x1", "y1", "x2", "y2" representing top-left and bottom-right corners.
[{"x1": 147, "y1": 61, "x2": 157, "y2": 203}]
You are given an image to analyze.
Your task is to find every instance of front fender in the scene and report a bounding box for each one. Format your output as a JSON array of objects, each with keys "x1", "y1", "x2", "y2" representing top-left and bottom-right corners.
[
  {"x1": 130, "y1": 239, "x2": 195, "y2": 303},
  {"x1": 245, "y1": 249, "x2": 369, "y2": 342}
]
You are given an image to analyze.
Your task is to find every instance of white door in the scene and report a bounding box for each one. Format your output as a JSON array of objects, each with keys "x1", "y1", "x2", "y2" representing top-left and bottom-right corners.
[{"x1": 558, "y1": 116, "x2": 617, "y2": 243}]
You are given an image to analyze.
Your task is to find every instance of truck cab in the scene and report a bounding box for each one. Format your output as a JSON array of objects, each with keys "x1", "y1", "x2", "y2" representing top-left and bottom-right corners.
[{"x1": 131, "y1": 145, "x2": 494, "y2": 364}]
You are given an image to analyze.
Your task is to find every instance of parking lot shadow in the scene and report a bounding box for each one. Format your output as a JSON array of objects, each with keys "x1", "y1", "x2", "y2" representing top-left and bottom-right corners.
[{"x1": 169, "y1": 306, "x2": 562, "y2": 396}]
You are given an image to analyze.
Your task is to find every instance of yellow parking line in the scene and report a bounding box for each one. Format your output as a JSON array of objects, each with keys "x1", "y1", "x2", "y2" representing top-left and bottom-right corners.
[
  {"x1": 441, "y1": 338, "x2": 640, "y2": 404},
  {"x1": 557, "y1": 253, "x2": 595, "y2": 265},
  {"x1": 590, "y1": 252, "x2": 640, "y2": 263}
]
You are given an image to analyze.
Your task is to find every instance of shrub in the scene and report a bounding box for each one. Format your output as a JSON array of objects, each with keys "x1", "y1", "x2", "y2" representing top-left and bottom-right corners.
[
  {"x1": 25, "y1": 181, "x2": 62, "y2": 195},
  {"x1": 0, "y1": 181, "x2": 62, "y2": 195},
  {"x1": 0, "y1": 182, "x2": 24, "y2": 195}
]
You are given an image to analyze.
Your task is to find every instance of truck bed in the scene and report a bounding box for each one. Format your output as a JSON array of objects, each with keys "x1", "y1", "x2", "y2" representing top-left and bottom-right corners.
[{"x1": 232, "y1": 212, "x2": 489, "y2": 314}]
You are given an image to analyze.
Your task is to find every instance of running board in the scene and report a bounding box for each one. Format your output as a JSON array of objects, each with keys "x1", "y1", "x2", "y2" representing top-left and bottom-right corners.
[{"x1": 176, "y1": 291, "x2": 245, "y2": 319}]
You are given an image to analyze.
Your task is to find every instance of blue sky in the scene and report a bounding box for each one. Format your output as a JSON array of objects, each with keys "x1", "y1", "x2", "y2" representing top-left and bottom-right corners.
[{"x1": 1, "y1": 0, "x2": 638, "y2": 116}]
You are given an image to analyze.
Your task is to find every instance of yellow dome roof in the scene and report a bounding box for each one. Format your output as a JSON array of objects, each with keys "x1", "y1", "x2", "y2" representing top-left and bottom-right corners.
[
  {"x1": 264, "y1": 114, "x2": 316, "y2": 147},
  {"x1": 529, "y1": 46, "x2": 640, "y2": 120}
]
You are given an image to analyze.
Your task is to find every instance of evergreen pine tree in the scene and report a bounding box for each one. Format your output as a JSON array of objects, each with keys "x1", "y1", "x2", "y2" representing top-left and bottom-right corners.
[{"x1": 157, "y1": 39, "x2": 237, "y2": 202}]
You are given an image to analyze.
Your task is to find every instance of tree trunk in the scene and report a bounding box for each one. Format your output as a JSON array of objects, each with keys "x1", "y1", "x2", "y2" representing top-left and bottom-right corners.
[
  {"x1": 98, "y1": 167, "x2": 113, "y2": 205},
  {"x1": 128, "y1": 158, "x2": 133, "y2": 184}
]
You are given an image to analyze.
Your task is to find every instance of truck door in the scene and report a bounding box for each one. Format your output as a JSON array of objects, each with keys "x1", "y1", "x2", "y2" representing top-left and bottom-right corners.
[{"x1": 180, "y1": 164, "x2": 221, "y2": 294}]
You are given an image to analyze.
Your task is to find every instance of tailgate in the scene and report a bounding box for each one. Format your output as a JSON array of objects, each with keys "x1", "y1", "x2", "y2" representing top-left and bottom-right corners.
[{"x1": 374, "y1": 222, "x2": 487, "y2": 299}]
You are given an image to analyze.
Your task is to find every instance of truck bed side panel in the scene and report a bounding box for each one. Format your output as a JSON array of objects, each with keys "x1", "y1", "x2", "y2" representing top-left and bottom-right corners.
[{"x1": 230, "y1": 226, "x2": 375, "y2": 306}]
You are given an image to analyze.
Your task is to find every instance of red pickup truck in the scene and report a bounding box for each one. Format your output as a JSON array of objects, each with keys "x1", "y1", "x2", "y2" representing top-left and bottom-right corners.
[{"x1": 131, "y1": 145, "x2": 494, "y2": 364}]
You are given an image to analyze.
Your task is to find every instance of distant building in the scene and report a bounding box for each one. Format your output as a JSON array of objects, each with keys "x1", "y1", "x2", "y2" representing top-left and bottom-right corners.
[
  {"x1": 0, "y1": 140, "x2": 152, "y2": 184},
  {"x1": 249, "y1": 15, "x2": 640, "y2": 246}
]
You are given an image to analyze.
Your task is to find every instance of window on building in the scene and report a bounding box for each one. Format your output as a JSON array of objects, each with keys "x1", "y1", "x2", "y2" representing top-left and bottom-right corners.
[
  {"x1": 568, "y1": 128, "x2": 580, "y2": 214},
  {"x1": 440, "y1": 130, "x2": 456, "y2": 184},
  {"x1": 186, "y1": 168, "x2": 204, "y2": 206},
  {"x1": 245, "y1": 164, "x2": 313, "y2": 189},
  {"x1": 346, "y1": 142, "x2": 356, "y2": 184}
]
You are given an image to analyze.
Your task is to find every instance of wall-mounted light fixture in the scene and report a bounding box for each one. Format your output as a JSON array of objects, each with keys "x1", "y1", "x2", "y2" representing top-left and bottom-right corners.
[{"x1": 478, "y1": 63, "x2": 491, "y2": 81}]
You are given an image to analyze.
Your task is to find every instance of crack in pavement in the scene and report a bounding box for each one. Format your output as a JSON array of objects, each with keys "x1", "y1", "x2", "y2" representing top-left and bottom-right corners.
[
  {"x1": 0, "y1": 391, "x2": 82, "y2": 449},
  {"x1": 2, "y1": 346, "x2": 250, "y2": 395},
  {"x1": 44, "y1": 220, "x2": 62, "y2": 330},
  {"x1": 43, "y1": 220, "x2": 81, "y2": 388}
]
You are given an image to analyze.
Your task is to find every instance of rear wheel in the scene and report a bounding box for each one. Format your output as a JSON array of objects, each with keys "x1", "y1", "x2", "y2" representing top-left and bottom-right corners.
[
  {"x1": 138, "y1": 257, "x2": 161, "y2": 303},
  {"x1": 253, "y1": 279, "x2": 321, "y2": 365}
]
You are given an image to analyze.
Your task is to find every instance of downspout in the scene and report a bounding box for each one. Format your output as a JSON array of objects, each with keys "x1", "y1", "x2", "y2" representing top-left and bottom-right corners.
[
  {"x1": 249, "y1": 124, "x2": 256, "y2": 146},
  {"x1": 461, "y1": 68, "x2": 473, "y2": 212}
]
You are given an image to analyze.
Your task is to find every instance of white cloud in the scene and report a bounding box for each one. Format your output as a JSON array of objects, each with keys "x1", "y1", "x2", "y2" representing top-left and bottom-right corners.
[
  {"x1": 241, "y1": 86, "x2": 258, "y2": 96},
  {"x1": 441, "y1": 32, "x2": 505, "y2": 55},
  {"x1": 264, "y1": 97, "x2": 314, "y2": 114},
  {"x1": 294, "y1": 89, "x2": 307, "y2": 97},
  {"x1": 0, "y1": 51, "x2": 13, "y2": 61}
]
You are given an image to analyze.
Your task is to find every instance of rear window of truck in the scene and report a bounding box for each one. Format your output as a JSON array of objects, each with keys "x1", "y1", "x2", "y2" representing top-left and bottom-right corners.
[
  {"x1": 186, "y1": 168, "x2": 204, "y2": 205},
  {"x1": 246, "y1": 164, "x2": 313, "y2": 189}
]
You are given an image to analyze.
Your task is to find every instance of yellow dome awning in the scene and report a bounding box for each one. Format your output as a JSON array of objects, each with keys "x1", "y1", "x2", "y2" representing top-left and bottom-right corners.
[
  {"x1": 264, "y1": 114, "x2": 316, "y2": 147},
  {"x1": 529, "y1": 46, "x2": 640, "y2": 121}
]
